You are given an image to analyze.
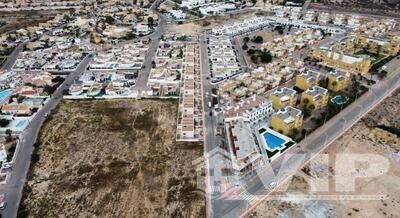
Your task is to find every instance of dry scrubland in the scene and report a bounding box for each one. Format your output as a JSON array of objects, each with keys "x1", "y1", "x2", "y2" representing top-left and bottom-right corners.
[
  {"x1": 0, "y1": 10, "x2": 63, "y2": 35},
  {"x1": 252, "y1": 89, "x2": 400, "y2": 217},
  {"x1": 19, "y1": 99, "x2": 205, "y2": 217}
]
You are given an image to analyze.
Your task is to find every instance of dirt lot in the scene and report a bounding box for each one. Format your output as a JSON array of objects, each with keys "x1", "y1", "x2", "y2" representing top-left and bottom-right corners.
[
  {"x1": 19, "y1": 99, "x2": 205, "y2": 217},
  {"x1": 251, "y1": 90, "x2": 400, "y2": 217},
  {"x1": 0, "y1": 10, "x2": 64, "y2": 35}
]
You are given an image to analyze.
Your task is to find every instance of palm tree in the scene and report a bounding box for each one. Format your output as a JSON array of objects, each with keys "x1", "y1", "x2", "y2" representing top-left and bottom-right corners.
[
  {"x1": 332, "y1": 81, "x2": 338, "y2": 89},
  {"x1": 303, "y1": 98, "x2": 310, "y2": 106}
]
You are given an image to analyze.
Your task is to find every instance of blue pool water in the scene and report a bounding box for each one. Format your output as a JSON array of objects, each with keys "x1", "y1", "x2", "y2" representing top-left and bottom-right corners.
[
  {"x1": 0, "y1": 89, "x2": 12, "y2": 101},
  {"x1": 330, "y1": 95, "x2": 346, "y2": 105},
  {"x1": 263, "y1": 132, "x2": 285, "y2": 150},
  {"x1": 16, "y1": 120, "x2": 28, "y2": 128}
]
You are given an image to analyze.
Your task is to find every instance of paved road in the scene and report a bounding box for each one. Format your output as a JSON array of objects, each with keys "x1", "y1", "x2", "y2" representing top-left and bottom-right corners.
[
  {"x1": 199, "y1": 33, "x2": 229, "y2": 217},
  {"x1": 208, "y1": 57, "x2": 400, "y2": 217},
  {"x1": 0, "y1": 54, "x2": 93, "y2": 218},
  {"x1": 0, "y1": 42, "x2": 25, "y2": 71},
  {"x1": 133, "y1": 14, "x2": 167, "y2": 91}
]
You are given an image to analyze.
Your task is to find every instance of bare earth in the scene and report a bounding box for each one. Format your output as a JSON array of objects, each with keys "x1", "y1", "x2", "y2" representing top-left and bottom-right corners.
[
  {"x1": 19, "y1": 99, "x2": 205, "y2": 217},
  {"x1": 252, "y1": 89, "x2": 400, "y2": 217}
]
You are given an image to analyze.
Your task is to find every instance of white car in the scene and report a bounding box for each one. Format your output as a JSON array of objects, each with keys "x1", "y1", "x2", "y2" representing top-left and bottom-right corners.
[
  {"x1": 2, "y1": 162, "x2": 12, "y2": 169},
  {"x1": 0, "y1": 201, "x2": 6, "y2": 210},
  {"x1": 0, "y1": 194, "x2": 5, "y2": 210},
  {"x1": 269, "y1": 181, "x2": 277, "y2": 189}
]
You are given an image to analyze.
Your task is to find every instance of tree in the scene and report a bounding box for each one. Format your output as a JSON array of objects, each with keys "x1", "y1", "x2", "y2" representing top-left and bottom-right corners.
[
  {"x1": 17, "y1": 95, "x2": 25, "y2": 103},
  {"x1": 250, "y1": 54, "x2": 258, "y2": 63},
  {"x1": 63, "y1": 89, "x2": 69, "y2": 95},
  {"x1": 302, "y1": 108, "x2": 311, "y2": 118},
  {"x1": 376, "y1": 44, "x2": 382, "y2": 55},
  {"x1": 178, "y1": 49, "x2": 183, "y2": 58},
  {"x1": 260, "y1": 51, "x2": 272, "y2": 63},
  {"x1": 105, "y1": 16, "x2": 115, "y2": 25},
  {"x1": 243, "y1": 36, "x2": 250, "y2": 43},
  {"x1": 52, "y1": 76, "x2": 65, "y2": 84},
  {"x1": 379, "y1": 70, "x2": 388, "y2": 79},
  {"x1": 0, "y1": 119, "x2": 10, "y2": 128},
  {"x1": 5, "y1": 129, "x2": 12, "y2": 142},
  {"x1": 252, "y1": 36, "x2": 263, "y2": 43},
  {"x1": 126, "y1": 31, "x2": 136, "y2": 40},
  {"x1": 247, "y1": 49, "x2": 256, "y2": 55},
  {"x1": 147, "y1": 16, "x2": 154, "y2": 26},
  {"x1": 242, "y1": 43, "x2": 248, "y2": 50}
]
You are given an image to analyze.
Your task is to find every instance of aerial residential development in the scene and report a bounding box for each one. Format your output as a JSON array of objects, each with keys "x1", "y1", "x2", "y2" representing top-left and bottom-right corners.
[{"x1": 0, "y1": 0, "x2": 399, "y2": 217}]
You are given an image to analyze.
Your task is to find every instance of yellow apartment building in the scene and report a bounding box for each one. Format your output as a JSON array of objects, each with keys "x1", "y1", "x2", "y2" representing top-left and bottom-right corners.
[
  {"x1": 269, "y1": 87, "x2": 297, "y2": 110},
  {"x1": 327, "y1": 70, "x2": 350, "y2": 92},
  {"x1": 300, "y1": 86, "x2": 329, "y2": 110},
  {"x1": 270, "y1": 106, "x2": 303, "y2": 135},
  {"x1": 295, "y1": 70, "x2": 321, "y2": 90}
]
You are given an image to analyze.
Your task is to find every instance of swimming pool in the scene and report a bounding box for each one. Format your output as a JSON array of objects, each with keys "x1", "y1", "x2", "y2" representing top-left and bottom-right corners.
[
  {"x1": 16, "y1": 120, "x2": 28, "y2": 128},
  {"x1": 330, "y1": 95, "x2": 347, "y2": 105},
  {"x1": 0, "y1": 89, "x2": 12, "y2": 101},
  {"x1": 263, "y1": 132, "x2": 285, "y2": 151}
]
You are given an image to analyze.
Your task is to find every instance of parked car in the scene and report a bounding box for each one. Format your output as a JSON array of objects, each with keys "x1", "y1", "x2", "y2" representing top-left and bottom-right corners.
[
  {"x1": 2, "y1": 162, "x2": 12, "y2": 169},
  {"x1": 0, "y1": 194, "x2": 6, "y2": 210}
]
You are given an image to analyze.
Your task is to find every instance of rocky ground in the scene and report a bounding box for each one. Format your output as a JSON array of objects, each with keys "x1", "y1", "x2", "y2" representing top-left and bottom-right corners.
[
  {"x1": 18, "y1": 99, "x2": 205, "y2": 217},
  {"x1": 251, "y1": 89, "x2": 400, "y2": 217}
]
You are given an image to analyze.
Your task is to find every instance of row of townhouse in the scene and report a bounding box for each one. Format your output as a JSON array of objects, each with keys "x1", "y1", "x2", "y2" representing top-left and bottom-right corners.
[
  {"x1": 212, "y1": 15, "x2": 345, "y2": 38},
  {"x1": 212, "y1": 16, "x2": 271, "y2": 37},
  {"x1": 271, "y1": 5, "x2": 362, "y2": 28},
  {"x1": 178, "y1": 44, "x2": 202, "y2": 141},
  {"x1": 208, "y1": 35, "x2": 240, "y2": 82},
  {"x1": 224, "y1": 96, "x2": 274, "y2": 127}
]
